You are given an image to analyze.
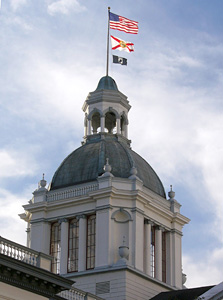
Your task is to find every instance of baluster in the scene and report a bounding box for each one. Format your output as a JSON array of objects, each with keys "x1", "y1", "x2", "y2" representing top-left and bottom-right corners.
[
  {"x1": 14, "y1": 247, "x2": 17, "y2": 259},
  {"x1": 29, "y1": 252, "x2": 33, "y2": 265},
  {"x1": 32, "y1": 254, "x2": 36, "y2": 265},
  {"x1": 6, "y1": 243, "x2": 10, "y2": 256},
  {"x1": 25, "y1": 250, "x2": 28, "y2": 263},
  {"x1": 20, "y1": 248, "x2": 24, "y2": 261},
  {"x1": 3, "y1": 243, "x2": 5, "y2": 255},
  {"x1": 16, "y1": 248, "x2": 19, "y2": 260}
]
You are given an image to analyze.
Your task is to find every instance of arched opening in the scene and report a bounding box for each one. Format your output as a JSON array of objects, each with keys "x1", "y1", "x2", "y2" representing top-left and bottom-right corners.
[
  {"x1": 91, "y1": 112, "x2": 101, "y2": 134},
  {"x1": 105, "y1": 112, "x2": 116, "y2": 133}
]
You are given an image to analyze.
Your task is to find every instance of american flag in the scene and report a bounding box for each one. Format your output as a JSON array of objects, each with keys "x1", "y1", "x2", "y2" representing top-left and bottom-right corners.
[{"x1": 109, "y1": 12, "x2": 138, "y2": 34}]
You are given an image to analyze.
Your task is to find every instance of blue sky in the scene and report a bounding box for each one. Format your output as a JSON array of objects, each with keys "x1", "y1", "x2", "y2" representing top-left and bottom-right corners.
[{"x1": 0, "y1": 0, "x2": 223, "y2": 288}]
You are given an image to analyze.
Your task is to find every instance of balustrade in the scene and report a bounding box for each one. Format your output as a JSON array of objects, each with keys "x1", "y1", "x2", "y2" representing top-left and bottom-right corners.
[
  {"x1": 0, "y1": 236, "x2": 52, "y2": 271},
  {"x1": 47, "y1": 183, "x2": 99, "y2": 202},
  {"x1": 0, "y1": 236, "x2": 37, "y2": 266}
]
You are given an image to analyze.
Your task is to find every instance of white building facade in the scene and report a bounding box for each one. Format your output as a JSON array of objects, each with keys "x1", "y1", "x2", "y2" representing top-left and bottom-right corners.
[{"x1": 20, "y1": 76, "x2": 190, "y2": 300}]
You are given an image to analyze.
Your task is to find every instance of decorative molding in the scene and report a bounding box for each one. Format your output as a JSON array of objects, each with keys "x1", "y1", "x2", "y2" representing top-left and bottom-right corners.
[
  {"x1": 102, "y1": 107, "x2": 119, "y2": 118},
  {"x1": 144, "y1": 219, "x2": 153, "y2": 226},
  {"x1": 58, "y1": 218, "x2": 68, "y2": 224},
  {"x1": 131, "y1": 207, "x2": 144, "y2": 214},
  {"x1": 170, "y1": 229, "x2": 183, "y2": 236},
  {"x1": 0, "y1": 254, "x2": 73, "y2": 298},
  {"x1": 111, "y1": 209, "x2": 132, "y2": 223},
  {"x1": 96, "y1": 204, "x2": 113, "y2": 211},
  {"x1": 76, "y1": 214, "x2": 86, "y2": 220},
  {"x1": 88, "y1": 108, "x2": 103, "y2": 119}
]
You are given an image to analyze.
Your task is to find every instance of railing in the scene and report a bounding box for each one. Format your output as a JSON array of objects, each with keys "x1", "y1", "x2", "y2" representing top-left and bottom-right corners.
[
  {"x1": 0, "y1": 236, "x2": 38, "y2": 266},
  {"x1": 47, "y1": 183, "x2": 99, "y2": 202},
  {"x1": 58, "y1": 287, "x2": 104, "y2": 300},
  {"x1": 0, "y1": 236, "x2": 52, "y2": 271},
  {"x1": 59, "y1": 288, "x2": 85, "y2": 300}
]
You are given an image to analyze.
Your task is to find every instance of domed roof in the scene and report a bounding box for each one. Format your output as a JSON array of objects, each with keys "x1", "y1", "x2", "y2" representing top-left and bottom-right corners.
[
  {"x1": 50, "y1": 134, "x2": 166, "y2": 198},
  {"x1": 96, "y1": 76, "x2": 118, "y2": 91}
]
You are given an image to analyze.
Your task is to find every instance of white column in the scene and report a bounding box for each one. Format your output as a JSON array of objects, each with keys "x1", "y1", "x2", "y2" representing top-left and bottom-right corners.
[
  {"x1": 60, "y1": 218, "x2": 69, "y2": 275},
  {"x1": 124, "y1": 124, "x2": 128, "y2": 138},
  {"x1": 116, "y1": 118, "x2": 121, "y2": 134},
  {"x1": 155, "y1": 226, "x2": 162, "y2": 281},
  {"x1": 84, "y1": 125, "x2": 87, "y2": 136},
  {"x1": 166, "y1": 231, "x2": 173, "y2": 286},
  {"x1": 78, "y1": 215, "x2": 87, "y2": 272},
  {"x1": 171, "y1": 229, "x2": 183, "y2": 288},
  {"x1": 144, "y1": 220, "x2": 151, "y2": 275},
  {"x1": 87, "y1": 119, "x2": 92, "y2": 135},
  {"x1": 101, "y1": 116, "x2": 105, "y2": 132},
  {"x1": 26, "y1": 223, "x2": 31, "y2": 248}
]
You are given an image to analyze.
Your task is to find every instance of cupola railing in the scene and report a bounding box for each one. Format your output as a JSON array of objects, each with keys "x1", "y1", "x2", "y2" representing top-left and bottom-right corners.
[{"x1": 47, "y1": 182, "x2": 99, "y2": 202}]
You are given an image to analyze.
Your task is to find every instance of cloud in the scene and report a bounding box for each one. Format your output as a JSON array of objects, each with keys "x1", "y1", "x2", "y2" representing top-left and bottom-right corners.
[
  {"x1": 0, "y1": 149, "x2": 38, "y2": 178},
  {"x1": 10, "y1": 0, "x2": 27, "y2": 11},
  {"x1": 4, "y1": 16, "x2": 32, "y2": 32},
  {"x1": 183, "y1": 249, "x2": 223, "y2": 287},
  {"x1": 47, "y1": 0, "x2": 86, "y2": 16},
  {"x1": 0, "y1": 187, "x2": 34, "y2": 245}
]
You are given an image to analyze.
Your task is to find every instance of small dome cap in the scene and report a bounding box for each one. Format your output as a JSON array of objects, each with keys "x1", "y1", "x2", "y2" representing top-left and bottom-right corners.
[{"x1": 96, "y1": 76, "x2": 118, "y2": 91}]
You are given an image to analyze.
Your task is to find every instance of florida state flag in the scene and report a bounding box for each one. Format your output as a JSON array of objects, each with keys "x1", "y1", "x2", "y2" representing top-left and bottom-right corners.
[{"x1": 111, "y1": 35, "x2": 134, "y2": 53}]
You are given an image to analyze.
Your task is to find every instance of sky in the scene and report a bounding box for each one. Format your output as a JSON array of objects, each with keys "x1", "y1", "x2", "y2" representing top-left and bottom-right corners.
[{"x1": 0, "y1": 0, "x2": 223, "y2": 289}]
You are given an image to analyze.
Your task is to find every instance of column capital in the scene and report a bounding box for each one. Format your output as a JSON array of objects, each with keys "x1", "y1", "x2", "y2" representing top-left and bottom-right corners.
[
  {"x1": 76, "y1": 214, "x2": 86, "y2": 220},
  {"x1": 155, "y1": 225, "x2": 165, "y2": 232},
  {"x1": 144, "y1": 219, "x2": 153, "y2": 225},
  {"x1": 58, "y1": 218, "x2": 68, "y2": 224}
]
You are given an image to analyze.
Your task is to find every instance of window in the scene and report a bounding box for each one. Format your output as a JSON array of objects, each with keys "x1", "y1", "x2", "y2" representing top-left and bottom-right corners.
[
  {"x1": 86, "y1": 215, "x2": 96, "y2": 269},
  {"x1": 50, "y1": 222, "x2": 61, "y2": 274},
  {"x1": 162, "y1": 231, "x2": 166, "y2": 283},
  {"x1": 68, "y1": 218, "x2": 79, "y2": 272},
  {"x1": 105, "y1": 112, "x2": 116, "y2": 133},
  {"x1": 150, "y1": 226, "x2": 155, "y2": 277}
]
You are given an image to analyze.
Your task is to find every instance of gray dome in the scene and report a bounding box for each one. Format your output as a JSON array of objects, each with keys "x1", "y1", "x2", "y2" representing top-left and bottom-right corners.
[
  {"x1": 50, "y1": 134, "x2": 166, "y2": 198},
  {"x1": 96, "y1": 76, "x2": 118, "y2": 91}
]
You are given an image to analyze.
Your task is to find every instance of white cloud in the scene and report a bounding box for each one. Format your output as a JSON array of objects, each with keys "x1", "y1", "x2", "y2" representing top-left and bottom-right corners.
[
  {"x1": 0, "y1": 149, "x2": 38, "y2": 178},
  {"x1": 0, "y1": 187, "x2": 34, "y2": 245},
  {"x1": 10, "y1": 0, "x2": 27, "y2": 11},
  {"x1": 5, "y1": 16, "x2": 32, "y2": 31},
  {"x1": 47, "y1": 0, "x2": 86, "y2": 16},
  {"x1": 183, "y1": 249, "x2": 223, "y2": 287}
]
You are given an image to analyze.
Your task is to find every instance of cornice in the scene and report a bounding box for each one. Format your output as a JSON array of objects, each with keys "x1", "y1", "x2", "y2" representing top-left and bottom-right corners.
[{"x1": 0, "y1": 254, "x2": 72, "y2": 298}]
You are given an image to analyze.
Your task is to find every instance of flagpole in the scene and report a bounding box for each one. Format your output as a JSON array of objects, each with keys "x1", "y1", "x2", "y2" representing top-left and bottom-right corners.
[{"x1": 106, "y1": 7, "x2": 110, "y2": 76}]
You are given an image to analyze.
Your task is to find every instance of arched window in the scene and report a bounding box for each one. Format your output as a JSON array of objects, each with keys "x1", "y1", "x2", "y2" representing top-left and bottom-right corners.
[
  {"x1": 86, "y1": 215, "x2": 96, "y2": 269},
  {"x1": 68, "y1": 218, "x2": 79, "y2": 272},
  {"x1": 105, "y1": 112, "x2": 116, "y2": 133},
  {"x1": 92, "y1": 112, "x2": 101, "y2": 134},
  {"x1": 50, "y1": 222, "x2": 61, "y2": 274}
]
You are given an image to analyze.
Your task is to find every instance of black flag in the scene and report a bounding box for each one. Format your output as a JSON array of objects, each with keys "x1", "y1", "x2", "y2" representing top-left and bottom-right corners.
[{"x1": 113, "y1": 55, "x2": 127, "y2": 66}]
